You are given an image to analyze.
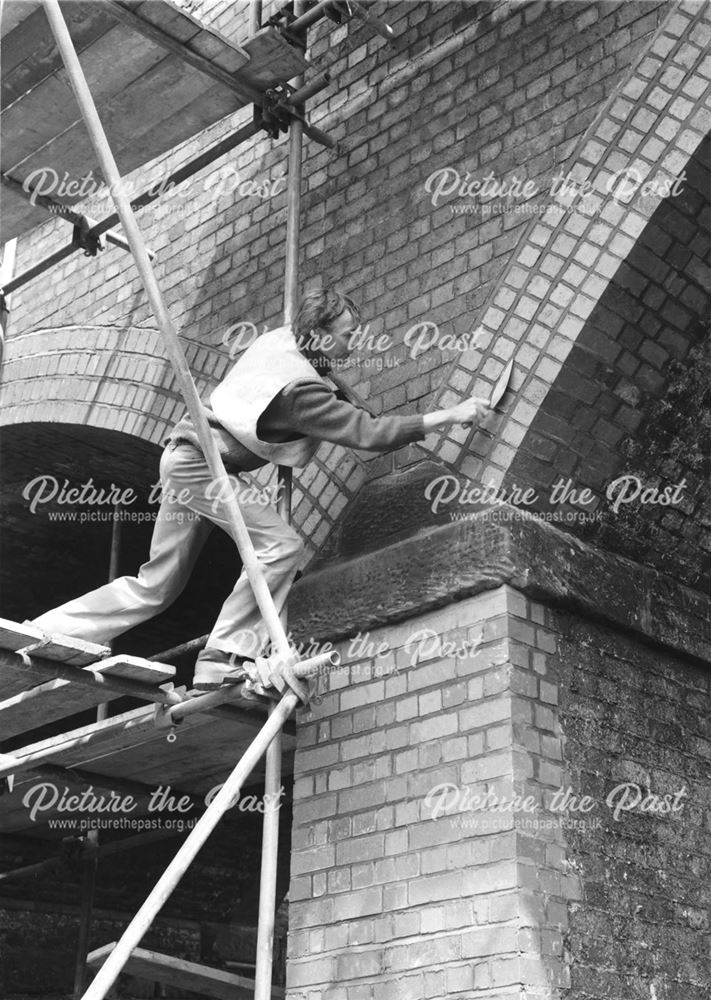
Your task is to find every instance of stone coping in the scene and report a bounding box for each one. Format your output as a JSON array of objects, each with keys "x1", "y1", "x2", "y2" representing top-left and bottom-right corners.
[{"x1": 290, "y1": 505, "x2": 711, "y2": 667}]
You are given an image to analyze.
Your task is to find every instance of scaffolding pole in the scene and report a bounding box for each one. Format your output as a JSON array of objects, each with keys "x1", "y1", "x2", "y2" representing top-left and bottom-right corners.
[
  {"x1": 249, "y1": 0, "x2": 262, "y2": 36},
  {"x1": 0, "y1": 648, "x2": 337, "y2": 783},
  {"x1": 0, "y1": 647, "x2": 283, "y2": 732},
  {"x1": 2, "y1": 120, "x2": 260, "y2": 296},
  {"x1": 73, "y1": 507, "x2": 122, "y2": 997},
  {"x1": 42, "y1": 0, "x2": 292, "y2": 664},
  {"x1": 73, "y1": 833, "x2": 99, "y2": 998},
  {"x1": 80, "y1": 689, "x2": 300, "y2": 1000},
  {"x1": 0, "y1": 828, "x2": 182, "y2": 885},
  {"x1": 1, "y1": 174, "x2": 148, "y2": 256},
  {"x1": 254, "y1": 0, "x2": 306, "y2": 987},
  {"x1": 31, "y1": 4, "x2": 357, "y2": 997}
]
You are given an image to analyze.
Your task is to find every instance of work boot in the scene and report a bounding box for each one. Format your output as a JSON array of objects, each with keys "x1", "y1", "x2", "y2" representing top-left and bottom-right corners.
[{"x1": 193, "y1": 648, "x2": 250, "y2": 691}]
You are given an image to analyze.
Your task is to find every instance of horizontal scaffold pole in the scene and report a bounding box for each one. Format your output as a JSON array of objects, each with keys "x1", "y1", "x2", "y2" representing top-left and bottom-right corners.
[
  {"x1": 1, "y1": 120, "x2": 260, "y2": 296},
  {"x1": 30, "y1": 760, "x2": 196, "y2": 809},
  {"x1": 0, "y1": 644, "x2": 286, "y2": 725},
  {"x1": 2, "y1": 243, "x2": 78, "y2": 295},
  {"x1": 0, "y1": 174, "x2": 150, "y2": 256},
  {"x1": 0, "y1": 825, "x2": 193, "y2": 883},
  {"x1": 0, "y1": 646, "x2": 282, "y2": 729},
  {"x1": 149, "y1": 634, "x2": 208, "y2": 661}
]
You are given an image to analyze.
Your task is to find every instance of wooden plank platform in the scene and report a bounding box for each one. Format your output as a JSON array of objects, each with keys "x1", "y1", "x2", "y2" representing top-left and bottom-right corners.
[
  {"x1": 231, "y1": 27, "x2": 309, "y2": 90},
  {"x1": 0, "y1": 618, "x2": 176, "y2": 736},
  {"x1": 1, "y1": 2, "x2": 116, "y2": 106},
  {"x1": 0, "y1": 620, "x2": 295, "y2": 839},
  {"x1": 0, "y1": 0, "x2": 41, "y2": 37},
  {"x1": 119, "y1": 0, "x2": 250, "y2": 73},
  {"x1": 2, "y1": 24, "x2": 168, "y2": 168},
  {"x1": 0, "y1": 618, "x2": 112, "y2": 667},
  {"x1": 1, "y1": 1, "x2": 311, "y2": 241},
  {"x1": 0, "y1": 701, "x2": 295, "y2": 838},
  {"x1": 0, "y1": 651, "x2": 175, "y2": 740},
  {"x1": 87, "y1": 943, "x2": 285, "y2": 1000},
  {"x1": 9, "y1": 58, "x2": 242, "y2": 194}
]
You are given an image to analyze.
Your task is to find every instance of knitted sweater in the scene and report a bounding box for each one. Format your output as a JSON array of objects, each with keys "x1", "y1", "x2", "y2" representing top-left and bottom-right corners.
[{"x1": 167, "y1": 378, "x2": 426, "y2": 472}]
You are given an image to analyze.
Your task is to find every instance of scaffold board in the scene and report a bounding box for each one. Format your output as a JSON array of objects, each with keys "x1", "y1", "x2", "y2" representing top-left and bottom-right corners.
[
  {"x1": 87, "y1": 943, "x2": 286, "y2": 1000},
  {"x1": 0, "y1": 618, "x2": 175, "y2": 736},
  {"x1": 1, "y1": 0, "x2": 309, "y2": 241}
]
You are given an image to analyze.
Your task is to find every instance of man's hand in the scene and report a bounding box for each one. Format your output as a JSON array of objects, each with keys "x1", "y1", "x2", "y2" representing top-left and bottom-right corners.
[
  {"x1": 447, "y1": 397, "x2": 492, "y2": 427},
  {"x1": 422, "y1": 396, "x2": 492, "y2": 432}
]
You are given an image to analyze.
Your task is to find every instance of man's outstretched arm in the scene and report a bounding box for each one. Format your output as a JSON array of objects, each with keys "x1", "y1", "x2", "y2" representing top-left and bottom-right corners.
[{"x1": 264, "y1": 379, "x2": 490, "y2": 452}]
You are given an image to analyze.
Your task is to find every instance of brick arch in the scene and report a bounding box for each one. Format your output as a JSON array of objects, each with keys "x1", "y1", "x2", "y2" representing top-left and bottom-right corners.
[
  {"x1": 501, "y1": 150, "x2": 711, "y2": 590},
  {"x1": 0, "y1": 324, "x2": 182, "y2": 443},
  {"x1": 443, "y1": 125, "x2": 711, "y2": 591},
  {"x1": 0, "y1": 322, "x2": 366, "y2": 558},
  {"x1": 504, "y1": 133, "x2": 710, "y2": 502},
  {"x1": 429, "y1": 0, "x2": 711, "y2": 486}
]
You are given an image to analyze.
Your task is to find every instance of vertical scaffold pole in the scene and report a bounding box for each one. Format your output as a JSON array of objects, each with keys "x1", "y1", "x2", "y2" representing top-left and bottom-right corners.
[
  {"x1": 254, "y1": 0, "x2": 306, "y2": 990},
  {"x1": 81, "y1": 690, "x2": 300, "y2": 1000},
  {"x1": 72, "y1": 510, "x2": 121, "y2": 997},
  {"x1": 249, "y1": 0, "x2": 262, "y2": 36},
  {"x1": 0, "y1": 238, "x2": 16, "y2": 366}
]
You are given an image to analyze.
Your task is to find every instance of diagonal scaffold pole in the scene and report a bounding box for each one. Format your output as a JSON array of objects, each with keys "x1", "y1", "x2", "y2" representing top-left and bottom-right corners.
[
  {"x1": 41, "y1": 0, "x2": 292, "y2": 664},
  {"x1": 65, "y1": 647, "x2": 340, "y2": 1000},
  {"x1": 82, "y1": 689, "x2": 301, "y2": 1000},
  {"x1": 39, "y1": 4, "x2": 316, "y2": 999}
]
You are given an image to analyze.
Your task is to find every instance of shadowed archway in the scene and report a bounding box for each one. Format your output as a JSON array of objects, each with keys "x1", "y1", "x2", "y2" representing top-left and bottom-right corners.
[{"x1": 0, "y1": 422, "x2": 242, "y2": 681}]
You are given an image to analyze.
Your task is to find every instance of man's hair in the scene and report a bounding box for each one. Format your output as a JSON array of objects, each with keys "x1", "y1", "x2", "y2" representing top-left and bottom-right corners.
[{"x1": 293, "y1": 287, "x2": 360, "y2": 345}]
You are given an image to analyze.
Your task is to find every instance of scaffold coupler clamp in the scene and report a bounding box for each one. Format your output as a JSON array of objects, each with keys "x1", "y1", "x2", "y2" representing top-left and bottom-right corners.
[
  {"x1": 153, "y1": 683, "x2": 185, "y2": 742},
  {"x1": 72, "y1": 215, "x2": 104, "y2": 257},
  {"x1": 246, "y1": 650, "x2": 311, "y2": 705},
  {"x1": 254, "y1": 99, "x2": 290, "y2": 141},
  {"x1": 244, "y1": 656, "x2": 280, "y2": 700}
]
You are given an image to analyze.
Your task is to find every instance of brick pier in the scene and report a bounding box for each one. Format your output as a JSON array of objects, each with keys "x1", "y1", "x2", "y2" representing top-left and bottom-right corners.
[{"x1": 287, "y1": 512, "x2": 711, "y2": 999}]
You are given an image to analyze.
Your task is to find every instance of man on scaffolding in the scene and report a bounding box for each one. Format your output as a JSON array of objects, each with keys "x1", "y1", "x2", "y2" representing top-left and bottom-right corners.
[{"x1": 31, "y1": 287, "x2": 491, "y2": 689}]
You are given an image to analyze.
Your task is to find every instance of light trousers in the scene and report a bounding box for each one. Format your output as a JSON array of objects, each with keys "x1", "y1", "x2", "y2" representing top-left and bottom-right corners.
[{"x1": 32, "y1": 443, "x2": 304, "y2": 658}]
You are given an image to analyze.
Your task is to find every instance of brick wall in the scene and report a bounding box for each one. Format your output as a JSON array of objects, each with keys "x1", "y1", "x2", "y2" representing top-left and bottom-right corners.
[
  {"x1": 426, "y1": 0, "x2": 710, "y2": 483},
  {"x1": 287, "y1": 587, "x2": 571, "y2": 998},
  {"x1": 498, "y1": 129, "x2": 711, "y2": 592},
  {"x1": 2, "y1": 3, "x2": 710, "y2": 996},
  {"x1": 549, "y1": 610, "x2": 710, "y2": 999},
  {"x1": 0, "y1": 901, "x2": 200, "y2": 997},
  {"x1": 288, "y1": 576, "x2": 710, "y2": 998},
  {"x1": 1, "y1": 0, "x2": 687, "y2": 563}
]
